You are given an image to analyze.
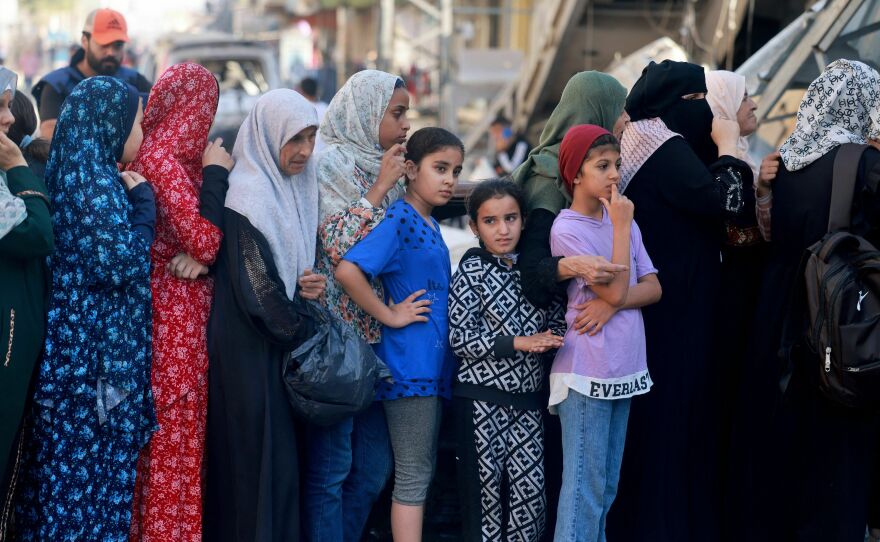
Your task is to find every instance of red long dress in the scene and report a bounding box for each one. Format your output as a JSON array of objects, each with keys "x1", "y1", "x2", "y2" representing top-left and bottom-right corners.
[{"x1": 128, "y1": 63, "x2": 223, "y2": 542}]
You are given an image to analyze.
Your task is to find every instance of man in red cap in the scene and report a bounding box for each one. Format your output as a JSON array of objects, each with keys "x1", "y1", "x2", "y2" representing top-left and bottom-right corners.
[{"x1": 31, "y1": 8, "x2": 152, "y2": 140}]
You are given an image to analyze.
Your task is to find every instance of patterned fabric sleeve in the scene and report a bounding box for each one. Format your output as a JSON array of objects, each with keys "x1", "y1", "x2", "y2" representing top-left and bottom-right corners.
[
  {"x1": 234, "y1": 214, "x2": 315, "y2": 348},
  {"x1": 79, "y1": 188, "x2": 153, "y2": 288},
  {"x1": 449, "y1": 260, "x2": 498, "y2": 362},
  {"x1": 152, "y1": 165, "x2": 223, "y2": 265},
  {"x1": 756, "y1": 192, "x2": 772, "y2": 241},
  {"x1": 319, "y1": 201, "x2": 386, "y2": 267}
]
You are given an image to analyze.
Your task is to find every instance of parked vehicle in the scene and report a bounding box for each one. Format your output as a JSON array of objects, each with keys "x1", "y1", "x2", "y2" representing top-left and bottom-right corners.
[{"x1": 140, "y1": 32, "x2": 281, "y2": 148}]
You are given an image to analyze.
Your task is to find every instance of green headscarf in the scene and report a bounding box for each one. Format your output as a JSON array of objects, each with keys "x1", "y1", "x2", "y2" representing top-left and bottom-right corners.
[{"x1": 511, "y1": 71, "x2": 627, "y2": 214}]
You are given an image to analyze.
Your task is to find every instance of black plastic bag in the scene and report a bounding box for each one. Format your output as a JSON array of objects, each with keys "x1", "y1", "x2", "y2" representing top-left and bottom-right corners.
[{"x1": 282, "y1": 301, "x2": 389, "y2": 426}]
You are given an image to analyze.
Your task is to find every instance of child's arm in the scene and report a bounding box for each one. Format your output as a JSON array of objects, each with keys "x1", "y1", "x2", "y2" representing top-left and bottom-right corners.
[
  {"x1": 572, "y1": 273, "x2": 661, "y2": 336},
  {"x1": 448, "y1": 264, "x2": 562, "y2": 359},
  {"x1": 587, "y1": 185, "x2": 633, "y2": 307},
  {"x1": 335, "y1": 260, "x2": 429, "y2": 329}
]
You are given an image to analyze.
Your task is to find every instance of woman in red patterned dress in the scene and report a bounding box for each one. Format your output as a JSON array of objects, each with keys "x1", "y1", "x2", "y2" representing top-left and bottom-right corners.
[{"x1": 127, "y1": 62, "x2": 234, "y2": 542}]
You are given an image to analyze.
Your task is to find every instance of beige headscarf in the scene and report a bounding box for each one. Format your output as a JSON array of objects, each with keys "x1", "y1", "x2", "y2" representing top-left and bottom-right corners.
[{"x1": 706, "y1": 70, "x2": 759, "y2": 182}]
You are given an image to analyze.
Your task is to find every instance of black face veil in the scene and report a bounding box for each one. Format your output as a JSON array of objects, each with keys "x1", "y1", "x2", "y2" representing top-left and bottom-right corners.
[{"x1": 626, "y1": 60, "x2": 717, "y2": 166}]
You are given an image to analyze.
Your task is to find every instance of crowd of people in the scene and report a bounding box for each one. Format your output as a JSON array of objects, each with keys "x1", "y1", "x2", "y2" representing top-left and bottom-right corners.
[{"x1": 1, "y1": 8, "x2": 880, "y2": 542}]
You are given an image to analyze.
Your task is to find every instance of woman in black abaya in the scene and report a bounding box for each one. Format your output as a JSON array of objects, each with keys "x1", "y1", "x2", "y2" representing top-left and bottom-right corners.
[
  {"x1": 204, "y1": 90, "x2": 325, "y2": 541},
  {"x1": 606, "y1": 60, "x2": 754, "y2": 542},
  {"x1": 735, "y1": 59, "x2": 880, "y2": 542}
]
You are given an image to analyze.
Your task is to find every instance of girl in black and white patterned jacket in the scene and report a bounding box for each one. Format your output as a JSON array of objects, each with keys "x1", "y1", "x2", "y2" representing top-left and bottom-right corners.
[{"x1": 448, "y1": 179, "x2": 566, "y2": 542}]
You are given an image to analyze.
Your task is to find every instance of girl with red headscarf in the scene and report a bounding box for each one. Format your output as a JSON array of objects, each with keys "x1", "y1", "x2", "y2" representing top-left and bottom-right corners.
[
  {"x1": 549, "y1": 125, "x2": 661, "y2": 542},
  {"x1": 127, "y1": 62, "x2": 233, "y2": 541}
]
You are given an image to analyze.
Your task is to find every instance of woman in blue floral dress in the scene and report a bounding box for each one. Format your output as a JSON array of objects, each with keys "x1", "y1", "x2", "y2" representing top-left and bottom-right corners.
[{"x1": 16, "y1": 76, "x2": 157, "y2": 541}]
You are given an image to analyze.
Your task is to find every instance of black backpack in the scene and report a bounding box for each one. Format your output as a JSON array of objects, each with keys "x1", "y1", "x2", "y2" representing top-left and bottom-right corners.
[{"x1": 793, "y1": 143, "x2": 880, "y2": 409}]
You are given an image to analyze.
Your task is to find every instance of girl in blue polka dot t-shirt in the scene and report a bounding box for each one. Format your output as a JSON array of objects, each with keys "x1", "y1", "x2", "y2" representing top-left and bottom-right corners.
[{"x1": 336, "y1": 127, "x2": 464, "y2": 540}]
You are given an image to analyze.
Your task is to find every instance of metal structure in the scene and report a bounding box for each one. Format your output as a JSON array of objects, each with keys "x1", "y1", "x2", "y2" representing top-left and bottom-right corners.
[
  {"x1": 377, "y1": 0, "x2": 455, "y2": 126},
  {"x1": 738, "y1": 0, "x2": 880, "y2": 150}
]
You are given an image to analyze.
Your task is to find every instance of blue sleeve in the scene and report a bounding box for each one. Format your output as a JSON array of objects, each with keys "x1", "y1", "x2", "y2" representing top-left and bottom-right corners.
[
  {"x1": 343, "y1": 215, "x2": 401, "y2": 279},
  {"x1": 127, "y1": 182, "x2": 156, "y2": 245}
]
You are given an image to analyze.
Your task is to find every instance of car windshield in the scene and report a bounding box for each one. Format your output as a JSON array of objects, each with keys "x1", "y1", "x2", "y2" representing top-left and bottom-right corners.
[{"x1": 194, "y1": 58, "x2": 271, "y2": 96}]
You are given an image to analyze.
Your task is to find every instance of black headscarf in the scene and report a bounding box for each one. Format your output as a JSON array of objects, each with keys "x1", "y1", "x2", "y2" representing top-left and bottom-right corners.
[{"x1": 626, "y1": 60, "x2": 717, "y2": 166}]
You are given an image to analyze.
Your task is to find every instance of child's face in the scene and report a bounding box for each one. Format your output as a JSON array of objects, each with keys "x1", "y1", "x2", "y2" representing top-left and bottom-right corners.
[
  {"x1": 378, "y1": 88, "x2": 411, "y2": 150},
  {"x1": 574, "y1": 145, "x2": 621, "y2": 202},
  {"x1": 470, "y1": 194, "x2": 523, "y2": 255},
  {"x1": 406, "y1": 146, "x2": 463, "y2": 207}
]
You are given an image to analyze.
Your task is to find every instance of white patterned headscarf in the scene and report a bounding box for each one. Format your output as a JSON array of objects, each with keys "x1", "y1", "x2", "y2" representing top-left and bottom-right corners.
[
  {"x1": 780, "y1": 59, "x2": 880, "y2": 171},
  {"x1": 316, "y1": 69, "x2": 402, "y2": 219},
  {"x1": 0, "y1": 67, "x2": 27, "y2": 239},
  {"x1": 225, "y1": 89, "x2": 319, "y2": 299},
  {"x1": 618, "y1": 117, "x2": 680, "y2": 193},
  {"x1": 706, "y1": 70, "x2": 760, "y2": 182}
]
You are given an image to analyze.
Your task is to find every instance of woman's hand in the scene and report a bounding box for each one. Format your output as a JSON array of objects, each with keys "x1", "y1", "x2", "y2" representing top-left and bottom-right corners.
[
  {"x1": 377, "y1": 143, "x2": 406, "y2": 188},
  {"x1": 574, "y1": 297, "x2": 619, "y2": 336},
  {"x1": 385, "y1": 289, "x2": 431, "y2": 328},
  {"x1": 558, "y1": 255, "x2": 628, "y2": 285},
  {"x1": 120, "y1": 171, "x2": 149, "y2": 191},
  {"x1": 168, "y1": 253, "x2": 209, "y2": 280},
  {"x1": 365, "y1": 143, "x2": 407, "y2": 207},
  {"x1": 514, "y1": 330, "x2": 564, "y2": 353},
  {"x1": 711, "y1": 117, "x2": 741, "y2": 157},
  {"x1": 0, "y1": 132, "x2": 28, "y2": 170},
  {"x1": 757, "y1": 150, "x2": 780, "y2": 198},
  {"x1": 203, "y1": 138, "x2": 234, "y2": 171},
  {"x1": 297, "y1": 269, "x2": 327, "y2": 300}
]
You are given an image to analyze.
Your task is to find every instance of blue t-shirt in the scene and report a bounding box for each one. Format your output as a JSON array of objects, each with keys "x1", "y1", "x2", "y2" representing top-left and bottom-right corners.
[{"x1": 344, "y1": 199, "x2": 454, "y2": 400}]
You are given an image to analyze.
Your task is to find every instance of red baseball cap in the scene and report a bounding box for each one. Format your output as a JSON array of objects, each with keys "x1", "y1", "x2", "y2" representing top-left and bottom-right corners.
[{"x1": 84, "y1": 9, "x2": 129, "y2": 45}]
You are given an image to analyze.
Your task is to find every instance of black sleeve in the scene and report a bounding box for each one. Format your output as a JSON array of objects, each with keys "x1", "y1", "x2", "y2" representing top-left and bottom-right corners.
[
  {"x1": 653, "y1": 139, "x2": 753, "y2": 221},
  {"x1": 854, "y1": 149, "x2": 880, "y2": 242},
  {"x1": 200, "y1": 165, "x2": 229, "y2": 228},
  {"x1": 518, "y1": 208, "x2": 566, "y2": 309},
  {"x1": 228, "y1": 212, "x2": 315, "y2": 348},
  {"x1": 127, "y1": 182, "x2": 156, "y2": 245},
  {"x1": 38, "y1": 85, "x2": 64, "y2": 122}
]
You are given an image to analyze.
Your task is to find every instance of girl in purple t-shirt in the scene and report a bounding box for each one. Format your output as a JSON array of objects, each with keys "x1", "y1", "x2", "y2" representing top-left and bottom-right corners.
[{"x1": 549, "y1": 125, "x2": 662, "y2": 542}]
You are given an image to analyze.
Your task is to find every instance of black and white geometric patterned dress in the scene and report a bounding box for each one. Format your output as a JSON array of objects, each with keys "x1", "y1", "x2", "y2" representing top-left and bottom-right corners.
[{"x1": 448, "y1": 247, "x2": 565, "y2": 542}]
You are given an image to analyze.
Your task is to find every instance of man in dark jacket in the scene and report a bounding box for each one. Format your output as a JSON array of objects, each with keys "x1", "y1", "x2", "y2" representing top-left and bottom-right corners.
[{"x1": 31, "y1": 8, "x2": 151, "y2": 140}]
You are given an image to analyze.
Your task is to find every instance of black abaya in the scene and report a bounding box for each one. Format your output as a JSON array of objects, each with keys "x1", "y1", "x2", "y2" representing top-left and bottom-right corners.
[
  {"x1": 205, "y1": 209, "x2": 315, "y2": 542},
  {"x1": 727, "y1": 147, "x2": 880, "y2": 542},
  {"x1": 606, "y1": 137, "x2": 753, "y2": 542}
]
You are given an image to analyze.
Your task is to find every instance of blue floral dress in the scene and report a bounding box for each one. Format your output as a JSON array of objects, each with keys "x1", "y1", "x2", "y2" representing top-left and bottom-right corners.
[{"x1": 16, "y1": 77, "x2": 157, "y2": 542}]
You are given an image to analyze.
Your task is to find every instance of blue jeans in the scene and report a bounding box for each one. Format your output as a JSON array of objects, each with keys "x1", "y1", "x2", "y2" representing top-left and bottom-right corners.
[
  {"x1": 555, "y1": 391, "x2": 632, "y2": 542},
  {"x1": 302, "y1": 401, "x2": 393, "y2": 542}
]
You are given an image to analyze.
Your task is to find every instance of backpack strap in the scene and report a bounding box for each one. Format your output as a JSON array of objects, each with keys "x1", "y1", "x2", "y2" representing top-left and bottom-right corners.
[{"x1": 828, "y1": 143, "x2": 870, "y2": 231}]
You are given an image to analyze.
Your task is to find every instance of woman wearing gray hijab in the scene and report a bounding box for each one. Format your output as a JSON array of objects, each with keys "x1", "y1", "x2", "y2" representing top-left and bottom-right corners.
[
  {"x1": 0, "y1": 67, "x2": 53, "y2": 537},
  {"x1": 204, "y1": 89, "x2": 325, "y2": 542}
]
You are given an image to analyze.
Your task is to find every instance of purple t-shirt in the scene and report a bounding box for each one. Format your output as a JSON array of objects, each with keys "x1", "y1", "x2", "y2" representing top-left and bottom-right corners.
[{"x1": 548, "y1": 208, "x2": 657, "y2": 404}]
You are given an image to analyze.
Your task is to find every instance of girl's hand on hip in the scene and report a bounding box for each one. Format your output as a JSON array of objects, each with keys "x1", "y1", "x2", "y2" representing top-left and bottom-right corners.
[{"x1": 385, "y1": 289, "x2": 430, "y2": 328}]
